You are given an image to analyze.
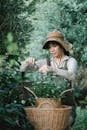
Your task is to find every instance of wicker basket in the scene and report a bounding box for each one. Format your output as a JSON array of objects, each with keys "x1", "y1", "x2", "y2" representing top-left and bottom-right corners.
[
  {"x1": 36, "y1": 98, "x2": 61, "y2": 108},
  {"x1": 25, "y1": 105, "x2": 72, "y2": 130}
]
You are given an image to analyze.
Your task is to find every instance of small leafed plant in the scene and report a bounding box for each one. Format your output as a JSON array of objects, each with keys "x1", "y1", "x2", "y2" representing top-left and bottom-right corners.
[{"x1": 25, "y1": 71, "x2": 69, "y2": 98}]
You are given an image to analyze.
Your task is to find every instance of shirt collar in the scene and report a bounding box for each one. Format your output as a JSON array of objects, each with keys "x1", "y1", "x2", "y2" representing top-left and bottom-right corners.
[
  {"x1": 62, "y1": 55, "x2": 70, "y2": 61},
  {"x1": 50, "y1": 55, "x2": 70, "y2": 62}
]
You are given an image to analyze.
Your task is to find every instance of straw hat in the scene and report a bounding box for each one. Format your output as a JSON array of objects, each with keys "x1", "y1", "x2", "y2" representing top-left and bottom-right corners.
[{"x1": 43, "y1": 30, "x2": 72, "y2": 52}]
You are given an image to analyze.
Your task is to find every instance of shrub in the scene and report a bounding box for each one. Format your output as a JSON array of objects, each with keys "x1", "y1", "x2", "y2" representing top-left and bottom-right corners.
[
  {"x1": 72, "y1": 107, "x2": 87, "y2": 130},
  {"x1": 24, "y1": 71, "x2": 70, "y2": 98}
]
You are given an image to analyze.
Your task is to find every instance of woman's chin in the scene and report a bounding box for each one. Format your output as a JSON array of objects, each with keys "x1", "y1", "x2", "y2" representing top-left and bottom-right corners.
[{"x1": 52, "y1": 54, "x2": 59, "y2": 58}]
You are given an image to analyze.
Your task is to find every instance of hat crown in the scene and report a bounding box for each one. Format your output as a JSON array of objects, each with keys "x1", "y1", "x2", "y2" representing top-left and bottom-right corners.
[{"x1": 47, "y1": 30, "x2": 64, "y2": 40}]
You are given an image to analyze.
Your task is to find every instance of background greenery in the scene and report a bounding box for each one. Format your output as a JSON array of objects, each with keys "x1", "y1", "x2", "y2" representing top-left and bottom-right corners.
[{"x1": 0, "y1": 0, "x2": 87, "y2": 130}]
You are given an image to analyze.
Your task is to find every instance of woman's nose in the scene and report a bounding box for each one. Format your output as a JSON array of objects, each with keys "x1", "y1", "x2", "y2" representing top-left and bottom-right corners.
[{"x1": 49, "y1": 47, "x2": 54, "y2": 52}]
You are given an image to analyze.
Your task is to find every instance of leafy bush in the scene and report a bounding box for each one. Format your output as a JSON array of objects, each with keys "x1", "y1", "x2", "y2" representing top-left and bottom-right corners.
[
  {"x1": 24, "y1": 71, "x2": 70, "y2": 98},
  {"x1": 0, "y1": 103, "x2": 34, "y2": 130},
  {"x1": 0, "y1": 35, "x2": 35, "y2": 130},
  {"x1": 72, "y1": 107, "x2": 87, "y2": 130},
  {"x1": 0, "y1": 68, "x2": 35, "y2": 130}
]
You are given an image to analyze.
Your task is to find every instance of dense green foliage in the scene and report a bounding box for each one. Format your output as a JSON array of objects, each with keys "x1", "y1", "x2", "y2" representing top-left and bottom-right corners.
[
  {"x1": 72, "y1": 107, "x2": 87, "y2": 130},
  {"x1": 0, "y1": 35, "x2": 35, "y2": 130},
  {"x1": 0, "y1": 103, "x2": 34, "y2": 130},
  {"x1": 0, "y1": 67, "x2": 35, "y2": 129},
  {"x1": 25, "y1": 71, "x2": 69, "y2": 98},
  {"x1": 0, "y1": 0, "x2": 37, "y2": 54}
]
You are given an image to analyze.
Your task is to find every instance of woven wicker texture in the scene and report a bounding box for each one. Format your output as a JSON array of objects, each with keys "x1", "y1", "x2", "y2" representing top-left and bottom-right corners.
[
  {"x1": 25, "y1": 105, "x2": 71, "y2": 130},
  {"x1": 36, "y1": 98, "x2": 61, "y2": 108}
]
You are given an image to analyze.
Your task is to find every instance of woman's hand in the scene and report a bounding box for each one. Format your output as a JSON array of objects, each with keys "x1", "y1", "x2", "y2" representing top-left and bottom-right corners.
[
  {"x1": 25, "y1": 57, "x2": 35, "y2": 65},
  {"x1": 39, "y1": 65, "x2": 51, "y2": 73},
  {"x1": 20, "y1": 57, "x2": 35, "y2": 72}
]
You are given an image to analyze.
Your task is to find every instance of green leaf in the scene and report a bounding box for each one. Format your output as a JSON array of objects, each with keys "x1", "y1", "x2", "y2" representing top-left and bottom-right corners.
[
  {"x1": 7, "y1": 33, "x2": 13, "y2": 43},
  {"x1": 7, "y1": 43, "x2": 18, "y2": 53}
]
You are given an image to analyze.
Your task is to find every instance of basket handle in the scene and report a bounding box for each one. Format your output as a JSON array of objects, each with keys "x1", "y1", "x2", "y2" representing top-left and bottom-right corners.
[
  {"x1": 38, "y1": 101, "x2": 53, "y2": 108},
  {"x1": 24, "y1": 86, "x2": 38, "y2": 98},
  {"x1": 60, "y1": 88, "x2": 74, "y2": 97}
]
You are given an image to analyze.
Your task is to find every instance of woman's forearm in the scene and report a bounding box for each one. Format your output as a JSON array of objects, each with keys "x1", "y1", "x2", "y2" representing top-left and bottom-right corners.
[
  {"x1": 20, "y1": 59, "x2": 47, "y2": 72},
  {"x1": 53, "y1": 68, "x2": 76, "y2": 80},
  {"x1": 20, "y1": 61, "x2": 29, "y2": 72}
]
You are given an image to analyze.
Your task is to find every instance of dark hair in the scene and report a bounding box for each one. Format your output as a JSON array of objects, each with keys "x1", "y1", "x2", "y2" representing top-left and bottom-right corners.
[
  {"x1": 46, "y1": 41, "x2": 60, "y2": 49},
  {"x1": 63, "y1": 49, "x2": 70, "y2": 56},
  {"x1": 46, "y1": 41, "x2": 70, "y2": 56}
]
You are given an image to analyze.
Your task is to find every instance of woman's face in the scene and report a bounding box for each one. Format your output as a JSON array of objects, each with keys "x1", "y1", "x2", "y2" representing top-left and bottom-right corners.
[{"x1": 47, "y1": 42, "x2": 64, "y2": 58}]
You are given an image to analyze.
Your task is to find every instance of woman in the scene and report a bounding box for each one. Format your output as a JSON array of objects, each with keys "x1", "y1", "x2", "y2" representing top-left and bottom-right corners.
[{"x1": 20, "y1": 30, "x2": 78, "y2": 130}]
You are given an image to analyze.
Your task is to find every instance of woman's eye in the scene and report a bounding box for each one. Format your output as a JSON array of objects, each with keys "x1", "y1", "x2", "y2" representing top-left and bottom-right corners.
[
  {"x1": 47, "y1": 46, "x2": 50, "y2": 49},
  {"x1": 48, "y1": 45, "x2": 57, "y2": 49},
  {"x1": 53, "y1": 44, "x2": 57, "y2": 47}
]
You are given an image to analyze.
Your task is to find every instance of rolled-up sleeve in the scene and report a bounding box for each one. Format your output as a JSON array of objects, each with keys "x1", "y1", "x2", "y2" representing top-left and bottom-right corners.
[
  {"x1": 53, "y1": 58, "x2": 78, "y2": 80},
  {"x1": 67, "y1": 58, "x2": 78, "y2": 75},
  {"x1": 20, "y1": 59, "x2": 47, "y2": 72},
  {"x1": 20, "y1": 60, "x2": 29, "y2": 72}
]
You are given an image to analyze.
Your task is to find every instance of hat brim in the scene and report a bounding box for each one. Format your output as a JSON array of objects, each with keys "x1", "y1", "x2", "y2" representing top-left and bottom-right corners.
[{"x1": 43, "y1": 38, "x2": 72, "y2": 52}]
